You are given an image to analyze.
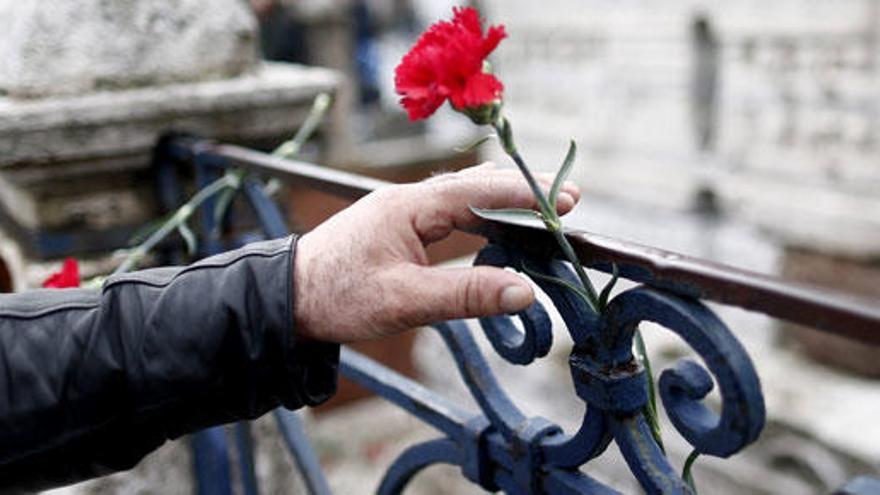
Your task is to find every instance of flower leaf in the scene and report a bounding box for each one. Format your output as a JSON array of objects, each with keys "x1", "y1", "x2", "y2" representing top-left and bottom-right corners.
[
  {"x1": 263, "y1": 178, "x2": 282, "y2": 198},
  {"x1": 81, "y1": 276, "x2": 107, "y2": 291},
  {"x1": 598, "y1": 263, "x2": 619, "y2": 311},
  {"x1": 177, "y1": 223, "x2": 198, "y2": 256},
  {"x1": 455, "y1": 134, "x2": 496, "y2": 153},
  {"x1": 213, "y1": 186, "x2": 238, "y2": 228},
  {"x1": 635, "y1": 329, "x2": 664, "y2": 452},
  {"x1": 520, "y1": 261, "x2": 591, "y2": 303},
  {"x1": 128, "y1": 213, "x2": 174, "y2": 247},
  {"x1": 682, "y1": 449, "x2": 700, "y2": 493},
  {"x1": 549, "y1": 139, "x2": 577, "y2": 210},
  {"x1": 273, "y1": 93, "x2": 333, "y2": 159},
  {"x1": 469, "y1": 205, "x2": 543, "y2": 224}
]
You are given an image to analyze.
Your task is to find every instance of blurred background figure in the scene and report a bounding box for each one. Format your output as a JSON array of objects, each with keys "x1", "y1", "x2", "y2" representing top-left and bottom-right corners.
[
  {"x1": 691, "y1": 14, "x2": 720, "y2": 152},
  {"x1": 251, "y1": 0, "x2": 309, "y2": 64}
]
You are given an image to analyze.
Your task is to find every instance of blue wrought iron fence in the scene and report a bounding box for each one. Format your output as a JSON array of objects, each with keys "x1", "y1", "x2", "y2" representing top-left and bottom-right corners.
[{"x1": 154, "y1": 136, "x2": 880, "y2": 495}]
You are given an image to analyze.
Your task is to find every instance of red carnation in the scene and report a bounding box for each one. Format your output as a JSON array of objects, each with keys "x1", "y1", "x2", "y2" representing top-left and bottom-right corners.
[
  {"x1": 395, "y1": 7, "x2": 506, "y2": 121},
  {"x1": 42, "y1": 257, "x2": 80, "y2": 288}
]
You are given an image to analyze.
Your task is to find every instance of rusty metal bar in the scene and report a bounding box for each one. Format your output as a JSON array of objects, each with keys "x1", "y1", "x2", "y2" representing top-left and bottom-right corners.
[
  {"x1": 480, "y1": 222, "x2": 880, "y2": 345},
  {"x1": 213, "y1": 143, "x2": 384, "y2": 201},
  {"x1": 199, "y1": 141, "x2": 880, "y2": 345}
]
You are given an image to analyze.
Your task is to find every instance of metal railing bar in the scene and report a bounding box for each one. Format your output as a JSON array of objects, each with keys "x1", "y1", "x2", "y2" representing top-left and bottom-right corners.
[
  {"x1": 215, "y1": 143, "x2": 386, "y2": 201},
  {"x1": 481, "y1": 221, "x2": 880, "y2": 345},
  {"x1": 273, "y1": 409, "x2": 333, "y2": 495},
  {"x1": 340, "y1": 347, "x2": 476, "y2": 440},
  {"x1": 186, "y1": 140, "x2": 880, "y2": 344}
]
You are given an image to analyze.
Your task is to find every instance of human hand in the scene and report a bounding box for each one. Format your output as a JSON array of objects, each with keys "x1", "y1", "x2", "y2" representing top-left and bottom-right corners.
[{"x1": 293, "y1": 163, "x2": 581, "y2": 343}]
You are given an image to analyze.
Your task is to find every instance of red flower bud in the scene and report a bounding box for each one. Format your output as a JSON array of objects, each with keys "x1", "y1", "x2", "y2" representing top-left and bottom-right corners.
[
  {"x1": 394, "y1": 7, "x2": 506, "y2": 121},
  {"x1": 42, "y1": 257, "x2": 80, "y2": 288}
]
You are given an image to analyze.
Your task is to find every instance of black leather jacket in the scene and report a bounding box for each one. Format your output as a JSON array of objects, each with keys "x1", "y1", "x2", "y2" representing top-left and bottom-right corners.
[{"x1": 0, "y1": 236, "x2": 339, "y2": 492}]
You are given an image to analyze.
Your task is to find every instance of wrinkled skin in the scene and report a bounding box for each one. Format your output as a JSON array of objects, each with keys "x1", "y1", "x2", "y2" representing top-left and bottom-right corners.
[{"x1": 294, "y1": 163, "x2": 581, "y2": 342}]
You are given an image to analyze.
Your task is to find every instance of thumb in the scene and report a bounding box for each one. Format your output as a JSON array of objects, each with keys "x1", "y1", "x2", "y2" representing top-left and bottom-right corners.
[{"x1": 393, "y1": 265, "x2": 535, "y2": 328}]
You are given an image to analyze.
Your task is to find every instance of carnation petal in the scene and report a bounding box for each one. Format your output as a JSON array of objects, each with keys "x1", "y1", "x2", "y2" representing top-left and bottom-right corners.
[
  {"x1": 483, "y1": 25, "x2": 508, "y2": 56},
  {"x1": 401, "y1": 94, "x2": 445, "y2": 121},
  {"x1": 453, "y1": 7, "x2": 483, "y2": 36},
  {"x1": 394, "y1": 7, "x2": 507, "y2": 120},
  {"x1": 460, "y1": 72, "x2": 504, "y2": 109}
]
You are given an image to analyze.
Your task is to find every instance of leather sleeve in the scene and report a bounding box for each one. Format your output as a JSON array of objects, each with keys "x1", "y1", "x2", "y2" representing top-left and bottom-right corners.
[{"x1": 0, "y1": 236, "x2": 339, "y2": 492}]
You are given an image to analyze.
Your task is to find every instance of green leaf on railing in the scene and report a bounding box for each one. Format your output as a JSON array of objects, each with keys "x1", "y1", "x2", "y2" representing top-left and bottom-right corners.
[
  {"x1": 635, "y1": 329, "x2": 664, "y2": 452},
  {"x1": 273, "y1": 93, "x2": 333, "y2": 159},
  {"x1": 469, "y1": 206, "x2": 543, "y2": 224},
  {"x1": 127, "y1": 213, "x2": 174, "y2": 247},
  {"x1": 213, "y1": 185, "x2": 238, "y2": 227},
  {"x1": 598, "y1": 263, "x2": 619, "y2": 311},
  {"x1": 81, "y1": 276, "x2": 107, "y2": 290},
  {"x1": 177, "y1": 223, "x2": 197, "y2": 256},
  {"x1": 455, "y1": 134, "x2": 496, "y2": 153},
  {"x1": 521, "y1": 262, "x2": 592, "y2": 303},
  {"x1": 263, "y1": 178, "x2": 282, "y2": 198},
  {"x1": 549, "y1": 139, "x2": 577, "y2": 210},
  {"x1": 683, "y1": 449, "x2": 700, "y2": 493}
]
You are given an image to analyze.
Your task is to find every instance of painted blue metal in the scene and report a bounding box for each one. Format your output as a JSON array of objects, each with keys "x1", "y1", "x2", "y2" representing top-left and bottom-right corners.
[
  {"x1": 344, "y1": 245, "x2": 766, "y2": 493},
  {"x1": 191, "y1": 428, "x2": 234, "y2": 495},
  {"x1": 175, "y1": 145, "x2": 766, "y2": 493},
  {"x1": 341, "y1": 347, "x2": 618, "y2": 495},
  {"x1": 242, "y1": 177, "x2": 289, "y2": 239},
  {"x1": 234, "y1": 422, "x2": 260, "y2": 495},
  {"x1": 834, "y1": 477, "x2": 880, "y2": 495},
  {"x1": 181, "y1": 149, "x2": 332, "y2": 495},
  {"x1": 188, "y1": 159, "x2": 240, "y2": 495},
  {"x1": 377, "y1": 439, "x2": 462, "y2": 494},
  {"x1": 274, "y1": 409, "x2": 333, "y2": 495},
  {"x1": 156, "y1": 138, "x2": 879, "y2": 495}
]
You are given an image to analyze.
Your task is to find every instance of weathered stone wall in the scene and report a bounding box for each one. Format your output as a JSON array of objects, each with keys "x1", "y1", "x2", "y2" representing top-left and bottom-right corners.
[
  {"x1": 483, "y1": 0, "x2": 880, "y2": 258},
  {"x1": 0, "y1": 0, "x2": 258, "y2": 98},
  {"x1": 0, "y1": 0, "x2": 340, "y2": 291}
]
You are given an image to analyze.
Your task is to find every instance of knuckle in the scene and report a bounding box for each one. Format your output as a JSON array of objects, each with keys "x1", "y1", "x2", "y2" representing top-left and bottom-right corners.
[
  {"x1": 371, "y1": 284, "x2": 401, "y2": 327},
  {"x1": 458, "y1": 270, "x2": 487, "y2": 317},
  {"x1": 372, "y1": 184, "x2": 412, "y2": 211}
]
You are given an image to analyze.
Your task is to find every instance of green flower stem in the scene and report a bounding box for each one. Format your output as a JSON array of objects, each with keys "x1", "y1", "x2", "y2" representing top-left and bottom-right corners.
[
  {"x1": 636, "y1": 329, "x2": 664, "y2": 452},
  {"x1": 113, "y1": 174, "x2": 236, "y2": 274},
  {"x1": 261, "y1": 92, "x2": 330, "y2": 197},
  {"x1": 552, "y1": 228, "x2": 600, "y2": 313},
  {"x1": 113, "y1": 93, "x2": 334, "y2": 275},
  {"x1": 492, "y1": 116, "x2": 600, "y2": 313},
  {"x1": 683, "y1": 449, "x2": 700, "y2": 493},
  {"x1": 491, "y1": 112, "x2": 664, "y2": 459},
  {"x1": 272, "y1": 93, "x2": 332, "y2": 159},
  {"x1": 492, "y1": 119, "x2": 554, "y2": 218}
]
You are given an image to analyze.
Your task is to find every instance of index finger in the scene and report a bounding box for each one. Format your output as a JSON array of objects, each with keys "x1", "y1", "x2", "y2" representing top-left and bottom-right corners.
[{"x1": 410, "y1": 168, "x2": 581, "y2": 244}]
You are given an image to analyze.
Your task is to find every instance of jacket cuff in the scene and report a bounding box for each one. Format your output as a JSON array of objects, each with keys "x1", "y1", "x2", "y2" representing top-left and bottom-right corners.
[{"x1": 281, "y1": 235, "x2": 340, "y2": 408}]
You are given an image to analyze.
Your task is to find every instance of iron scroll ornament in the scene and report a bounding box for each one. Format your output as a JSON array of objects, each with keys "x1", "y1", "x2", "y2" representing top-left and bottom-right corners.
[{"x1": 376, "y1": 243, "x2": 766, "y2": 494}]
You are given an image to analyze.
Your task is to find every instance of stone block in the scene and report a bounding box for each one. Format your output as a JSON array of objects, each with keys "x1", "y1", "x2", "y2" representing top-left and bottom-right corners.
[
  {"x1": 481, "y1": 0, "x2": 880, "y2": 257},
  {"x1": 0, "y1": 0, "x2": 259, "y2": 98},
  {"x1": 0, "y1": 62, "x2": 341, "y2": 232}
]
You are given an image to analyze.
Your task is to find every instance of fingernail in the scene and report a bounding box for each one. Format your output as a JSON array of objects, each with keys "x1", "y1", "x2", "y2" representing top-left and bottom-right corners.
[{"x1": 500, "y1": 285, "x2": 532, "y2": 313}]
